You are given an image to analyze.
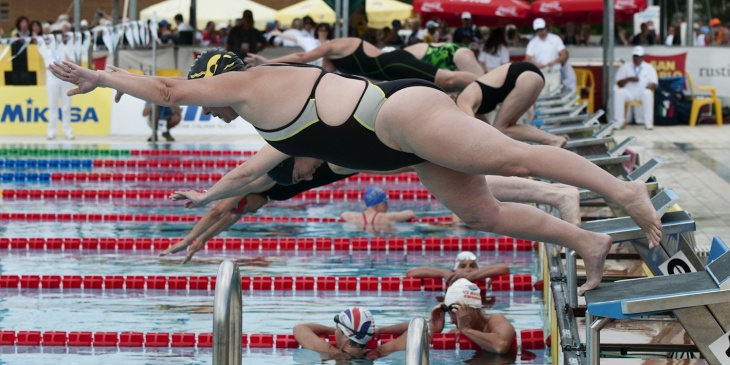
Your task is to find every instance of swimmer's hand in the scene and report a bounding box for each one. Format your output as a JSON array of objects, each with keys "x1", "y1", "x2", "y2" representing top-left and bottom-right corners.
[
  {"x1": 244, "y1": 53, "x2": 268, "y2": 66},
  {"x1": 50, "y1": 61, "x2": 101, "y2": 96},
  {"x1": 160, "y1": 238, "x2": 204, "y2": 264},
  {"x1": 169, "y1": 190, "x2": 207, "y2": 208}
]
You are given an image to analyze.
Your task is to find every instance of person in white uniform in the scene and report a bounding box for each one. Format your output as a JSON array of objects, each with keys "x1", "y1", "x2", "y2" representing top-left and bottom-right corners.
[
  {"x1": 37, "y1": 29, "x2": 75, "y2": 140},
  {"x1": 612, "y1": 46, "x2": 658, "y2": 130},
  {"x1": 525, "y1": 18, "x2": 568, "y2": 96}
]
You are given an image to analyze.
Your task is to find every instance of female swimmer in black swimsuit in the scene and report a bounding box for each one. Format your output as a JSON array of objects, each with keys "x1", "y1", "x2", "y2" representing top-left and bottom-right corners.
[
  {"x1": 456, "y1": 62, "x2": 567, "y2": 147},
  {"x1": 52, "y1": 48, "x2": 662, "y2": 294},
  {"x1": 245, "y1": 37, "x2": 478, "y2": 92}
]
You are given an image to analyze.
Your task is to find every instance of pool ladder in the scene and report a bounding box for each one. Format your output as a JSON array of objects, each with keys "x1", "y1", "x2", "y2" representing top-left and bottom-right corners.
[
  {"x1": 405, "y1": 317, "x2": 430, "y2": 365},
  {"x1": 213, "y1": 260, "x2": 242, "y2": 365}
]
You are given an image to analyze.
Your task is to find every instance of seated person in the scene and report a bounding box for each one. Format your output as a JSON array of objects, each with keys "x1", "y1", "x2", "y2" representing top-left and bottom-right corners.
[
  {"x1": 293, "y1": 307, "x2": 408, "y2": 360},
  {"x1": 406, "y1": 251, "x2": 509, "y2": 285},
  {"x1": 429, "y1": 279, "x2": 515, "y2": 353},
  {"x1": 143, "y1": 102, "x2": 181, "y2": 142},
  {"x1": 340, "y1": 187, "x2": 416, "y2": 230}
]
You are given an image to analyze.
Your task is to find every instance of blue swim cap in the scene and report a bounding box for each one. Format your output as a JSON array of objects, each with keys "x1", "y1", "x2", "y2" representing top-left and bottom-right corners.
[{"x1": 363, "y1": 187, "x2": 387, "y2": 207}]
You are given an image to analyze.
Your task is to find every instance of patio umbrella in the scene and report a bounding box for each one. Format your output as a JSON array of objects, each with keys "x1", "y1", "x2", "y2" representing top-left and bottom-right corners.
[
  {"x1": 275, "y1": 0, "x2": 413, "y2": 29},
  {"x1": 140, "y1": 0, "x2": 276, "y2": 30},
  {"x1": 413, "y1": 0, "x2": 531, "y2": 27},
  {"x1": 531, "y1": 0, "x2": 647, "y2": 23}
]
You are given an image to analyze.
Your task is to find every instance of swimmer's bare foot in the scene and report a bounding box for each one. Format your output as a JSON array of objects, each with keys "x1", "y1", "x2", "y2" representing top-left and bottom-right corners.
[
  {"x1": 547, "y1": 136, "x2": 568, "y2": 148},
  {"x1": 578, "y1": 234, "x2": 612, "y2": 295},
  {"x1": 615, "y1": 180, "x2": 663, "y2": 248},
  {"x1": 553, "y1": 184, "x2": 581, "y2": 226}
]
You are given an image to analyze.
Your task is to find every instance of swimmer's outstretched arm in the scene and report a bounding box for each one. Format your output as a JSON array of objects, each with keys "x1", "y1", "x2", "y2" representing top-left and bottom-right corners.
[
  {"x1": 172, "y1": 145, "x2": 287, "y2": 208},
  {"x1": 50, "y1": 60, "x2": 248, "y2": 109},
  {"x1": 293, "y1": 324, "x2": 350, "y2": 358},
  {"x1": 406, "y1": 267, "x2": 452, "y2": 279},
  {"x1": 161, "y1": 196, "x2": 242, "y2": 258},
  {"x1": 245, "y1": 40, "x2": 336, "y2": 65},
  {"x1": 446, "y1": 265, "x2": 510, "y2": 284}
]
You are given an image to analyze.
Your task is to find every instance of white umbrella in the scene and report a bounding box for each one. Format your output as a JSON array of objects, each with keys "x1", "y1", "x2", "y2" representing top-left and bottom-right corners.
[
  {"x1": 140, "y1": 0, "x2": 276, "y2": 30},
  {"x1": 275, "y1": 0, "x2": 412, "y2": 30}
]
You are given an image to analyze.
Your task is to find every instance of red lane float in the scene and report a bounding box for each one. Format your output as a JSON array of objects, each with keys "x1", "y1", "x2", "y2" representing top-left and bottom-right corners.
[
  {"x1": 0, "y1": 213, "x2": 454, "y2": 224},
  {"x1": 0, "y1": 236, "x2": 535, "y2": 252},
  {"x1": 129, "y1": 149, "x2": 256, "y2": 157},
  {"x1": 0, "y1": 329, "x2": 544, "y2": 349},
  {"x1": 42, "y1": 171, "x2": 421, "y2": 184},
  {"x1": 1, "y1": 188, "x2": 434, "y2": 201},
  {"x1": 0, "y1": 274, "x2": 533, "y2": 291}
]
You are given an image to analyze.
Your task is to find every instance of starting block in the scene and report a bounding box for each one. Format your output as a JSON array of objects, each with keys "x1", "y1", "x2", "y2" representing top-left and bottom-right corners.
[
  {"x1": 536, "y1": 88, "x2": 571, "y2": 101},
  {"x1": 535, "y1": 101, "x2": 588, "y2": 119},
  {"x1": 582, "y1": 137, "x2": 636, "y2": 167},
  {"x1": 533, "y1": 109, "x2": 604, "y2": 128},
  {"x1": 542, "y1": 115, "x2": 601, "y2": 137},
  {"x1": 564, "y1": 122, "x2": 616, "y2": 150},
  {"x1": 584, "y1": 244, "x2": 730, "y2": 365},
  {"x1": 579, "y1": 157, "x2": 664, "y2": 201},
  {"x1": 535, "y1": 93, "x2": 580, "y2": 109}
]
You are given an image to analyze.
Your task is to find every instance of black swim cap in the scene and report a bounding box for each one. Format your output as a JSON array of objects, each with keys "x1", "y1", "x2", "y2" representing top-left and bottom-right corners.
[
  {"x1": 188, "y1": 48, "x2": 245, "y2": 79},
  {"x1": 267, "y1": 157, "x2": 296, "y2": 185}
]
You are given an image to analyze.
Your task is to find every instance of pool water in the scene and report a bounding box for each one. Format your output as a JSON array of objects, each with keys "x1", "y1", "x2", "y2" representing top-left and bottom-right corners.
[{"x1": 0, "y1": 144, "x2": 548, "y2": 364}]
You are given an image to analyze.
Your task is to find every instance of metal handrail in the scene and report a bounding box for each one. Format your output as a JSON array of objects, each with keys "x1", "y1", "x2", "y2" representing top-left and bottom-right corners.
[
  {"x1": 405, "y1": 317, "x2": 429, "y2": 365},
  {"x1": 213, "y1": 260, "x2": 242, "y2": 365}
]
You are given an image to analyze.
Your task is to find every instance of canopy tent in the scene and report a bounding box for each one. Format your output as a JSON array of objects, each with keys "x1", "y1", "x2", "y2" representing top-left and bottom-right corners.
[
  {"x1": 275, "y1": 0, "x2": 412, "y2": 29},
  {"x1": 531, "y1": 0, "x2": 647, "y2": 23},
  {"x1": 413, "y1": 0, "x2": 531, "y2": 27},
  {"x1": 140, "y1": 0, "x2": 276, "y2": 30}
]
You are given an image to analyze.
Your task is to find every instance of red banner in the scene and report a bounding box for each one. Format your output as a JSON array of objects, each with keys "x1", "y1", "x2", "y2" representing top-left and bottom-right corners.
[{"x1": 643, "y1": 53, "x2": 687, "y2": 79}]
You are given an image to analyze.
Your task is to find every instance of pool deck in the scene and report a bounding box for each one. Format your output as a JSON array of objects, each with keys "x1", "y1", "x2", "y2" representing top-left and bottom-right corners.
[{"x1": 3, "y1": 123, "x2": 729, "y2": 246}]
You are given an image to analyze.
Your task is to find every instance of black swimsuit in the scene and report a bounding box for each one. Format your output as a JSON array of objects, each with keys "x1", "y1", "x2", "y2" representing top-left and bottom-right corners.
[
  {"x1": 254, "y1": 63, "x2": 443, "y2": 171},
  {"x1": 330, "y1": 40, "x2": 441, "y2": 82},
  {"x1": 474, "y1": 62, "x2": 544, "y2": 114},
  {"x1": 264, "y1": 163, "x2": 353, "y2": 201}
]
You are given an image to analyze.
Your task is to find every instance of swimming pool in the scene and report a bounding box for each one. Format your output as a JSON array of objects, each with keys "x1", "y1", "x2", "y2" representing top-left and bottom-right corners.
[{"x1": 0, "y1": 144, "x2": 548, "y2": 364}]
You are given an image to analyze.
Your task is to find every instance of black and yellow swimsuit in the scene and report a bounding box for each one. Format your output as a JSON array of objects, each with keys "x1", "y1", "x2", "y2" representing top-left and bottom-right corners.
[
  {"x1": 421, "y1": 43, "x2": 465, "y2": 71},
  {"x1": 254, "y1": 63, "x2": 443, "y2": 171},
  {"x1": 330, "y1": 40, "x2": 440, "y2": 82}
]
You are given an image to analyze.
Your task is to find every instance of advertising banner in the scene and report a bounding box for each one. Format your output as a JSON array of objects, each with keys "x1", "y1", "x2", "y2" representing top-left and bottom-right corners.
[
  {"x1": 0, "y1": 86, "x2": 112, "y2": 135},
  {"x1": 110, "y1": 94, "x2": 259, "y2": 136}
]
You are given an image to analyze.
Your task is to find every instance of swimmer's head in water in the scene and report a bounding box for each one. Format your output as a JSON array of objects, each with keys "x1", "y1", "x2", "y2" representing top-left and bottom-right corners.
[
  {"x1": 267, "y1": 157, "x2": 296, "y2": 185},
  {"x1": 188, "y1": 48, "x2": 245, "y2": 79},
  {"x1": 334, "y1": 307, "x2": 374, "y2": 345},
  {"x1": 363, "y1": 187, "x2": 388, "y2": 207}
]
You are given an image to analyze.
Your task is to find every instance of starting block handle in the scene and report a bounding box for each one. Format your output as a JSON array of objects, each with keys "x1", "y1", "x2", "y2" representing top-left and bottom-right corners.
[
  {"x1": 627, "y1": 157, "x2": 664, "y2": 182},
  {"x1": 709, "y1": 236, "x2": 729, "y2": 264},
  {"x1": 608, "y1": 137, "x2": 636, "y2": 157}
]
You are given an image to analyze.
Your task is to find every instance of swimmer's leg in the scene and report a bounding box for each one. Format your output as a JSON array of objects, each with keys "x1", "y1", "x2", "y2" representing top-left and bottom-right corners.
[
  {"x1": 491, "y1": 71, "x2": 566, "y2": 147},
  {"x1": 377, "y1": 87, "x2": 661, "y2": 248},
  {"x1": 416, "y1": 163, "x2": 610, "y2": 294}
]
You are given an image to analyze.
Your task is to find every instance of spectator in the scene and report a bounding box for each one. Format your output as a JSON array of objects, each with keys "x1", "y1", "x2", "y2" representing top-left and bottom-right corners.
[
  {"x1": 173, "y1": 13, "x2": 194, "y2": 45},
  {"x1": 479, "y1": 26, "x2": 509, "y2": 72},
  {"x1": 340, "y1": 187, "x2": 415, "y2": 230},
  {"x1": 452, "y1": 12, "x2": 482, "y2": 45},
  {"x1": 30, "y1": 20, "x2": 42, "y2": 38},
  {"x1": 37, "y1": 32, "x2": 75, "y2": 139},
  {"x1": 505, "y1": 25, "x2": 525, "y2": 47},
  {"x1": 710, "y1": 18, "x2": 723, "y2": 44},
  {"x1": 302, "y1": 15, "x2": 315, "y2": 38},
  {"x1": 41, "y1": 22, "x2": 51, "y2": 35},
  {"x1": 11, "y1": 16, "x2": 31, "y2": 38},
  {"x1": 562, "y1": 22, "x2": 578, "y2": 45},
  {"x1": 387, "y1": 19, "x2": 404, "y2": 46},
  {"x1": 201, "y1": 21, "x2": 220, "y2": 45},
  {"x1": 561, "y1": 60, "x2": 576, "y2": 93},
  {"x1": 158, "y1": 20, "x2": 175, "y2": 44},
  {"x1": 143, "y1": 103, "x2": 181, "y2": 142},
  {"x1": 218, "y1": 23, "x2": 229, "y2": 46},
  {"x1": 79, "y1": 19, "x2": 90, "y2": 32},
  {"x1": 695, "y1": 23, "x2": 708, "y2": 46},
  {"x1": 578, "y1": 24, "x2": 592, "y2": 45},
  {"x1": 613, "y1": 26, "x2": 630, "y2": 45},
  {"x1": 664, "y1": 25, "x2": 681, "y2": 46},
  {"x1": 405, "y1": 18, "x2": 424, "y2": 45},
  {"x1": 612, "y1": 46, "x2": 658, "y2": 130},
  {"x1": 277, "y1": 18, "x2": 306, "y2": 47},
  {"x1": 375, "y1": 27, "x2": 392, "y2": 48},
  {"x1": 349, "y1": 5, "x2": 368, "y2": 37},
  {"x1": 423, "y1": 20, "x2": 439, "y2": 43},
  {"x1": 173, "y1": 13, "x2": 194, "y2": 32},
  {"x1": 525, "y1": 18, "x2": 567, "y2": 96},
  {"x1": 226, "y1": 9, "x2": 266, "y2": 59},
  {"x1": 632, "y1": 22, "x2": 655, "y2": 45}
]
